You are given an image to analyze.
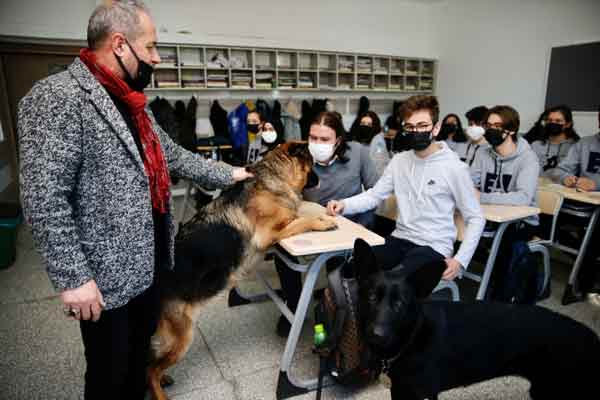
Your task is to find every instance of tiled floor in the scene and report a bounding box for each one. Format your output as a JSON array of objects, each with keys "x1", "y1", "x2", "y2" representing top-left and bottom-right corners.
[{"x1": 1, "y1": 218, "x2": 598, "y2": 399}]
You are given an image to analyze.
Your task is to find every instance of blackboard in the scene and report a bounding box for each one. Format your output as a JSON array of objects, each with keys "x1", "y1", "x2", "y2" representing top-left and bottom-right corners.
[{"x1": 545, "y1": 41, "x2": 600, "y2": 112}]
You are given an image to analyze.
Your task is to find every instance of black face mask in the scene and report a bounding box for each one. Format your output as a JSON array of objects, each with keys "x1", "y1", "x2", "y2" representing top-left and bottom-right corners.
[
  {"x1": 247, "y1": 124, "x2": 260, "y2": 134},
  {"x1": 484, "y1": 128, "x2": 507, "y2": 147},
  {"x1": 441, "y1": 123, "x2": 457, "y2": 137},
  {"x1": 406, "y1": 131, "x2": 433, "y2": 151},
  {"x1": 115, "y1": 40, "x2": 154, "y2": 92},
  {"x1": 544, "y1": 123, "x2": 563, "y2": 137},
  {"x1": 356, "y1": 125, "x2": 374, "y2": 144}
]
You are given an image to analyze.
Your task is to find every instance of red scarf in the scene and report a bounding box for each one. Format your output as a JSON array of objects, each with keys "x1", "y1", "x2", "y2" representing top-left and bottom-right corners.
[{"x1": 80, "y1": 48, "x2": 170, "y2": 213}]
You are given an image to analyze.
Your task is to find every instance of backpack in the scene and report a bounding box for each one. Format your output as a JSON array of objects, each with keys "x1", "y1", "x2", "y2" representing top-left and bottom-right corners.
[
  {"x1": 313, "y1": 259, "x2": 381, "y2": 385},
  {"x1": 495, "y1": 240, "x2": 542, "y2": 304}
]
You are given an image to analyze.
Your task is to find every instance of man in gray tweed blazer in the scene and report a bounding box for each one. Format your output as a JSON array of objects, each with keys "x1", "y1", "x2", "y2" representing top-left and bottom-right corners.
[{"x1": 17, "y1": 2, "x2": 251, "y2": 398}]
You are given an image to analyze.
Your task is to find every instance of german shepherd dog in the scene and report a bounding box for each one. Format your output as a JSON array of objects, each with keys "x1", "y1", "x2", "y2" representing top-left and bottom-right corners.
[
  {"x1": 148, "y1": 142, "x2": 338, "y2": 400},
  {"x1": 352, "y1": 239, "x2": 600, "y2": 400}
]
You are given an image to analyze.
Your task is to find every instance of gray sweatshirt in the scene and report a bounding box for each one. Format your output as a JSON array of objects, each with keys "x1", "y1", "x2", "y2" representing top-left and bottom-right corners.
[
  {"x1": 531, "y1": 138, "x2": 575, "y2": 179},
  {"x1": 557, "y1": 133, "x2": 600, "y2": 189},
  {"x1": 342, "y1": 142, "x2": 485, "y2": 268},
  {"x1": 470, "y1": 136, "x2": 540, "y2": 225},
  {"x1": 303, "y1": 141, "x2": 379, "y2": 225},
  {"x1": 461, "y1": 142, "x2": 490, "y2": 167}
]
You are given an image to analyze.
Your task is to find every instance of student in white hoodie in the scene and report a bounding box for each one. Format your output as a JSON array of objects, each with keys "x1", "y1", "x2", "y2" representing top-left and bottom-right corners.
[
  {"x1": 470, "y1": 105, "x2": 540, "y2": 300},
  {"x1": 327, "y1": 95, "x2": 485, "y2": 282}
]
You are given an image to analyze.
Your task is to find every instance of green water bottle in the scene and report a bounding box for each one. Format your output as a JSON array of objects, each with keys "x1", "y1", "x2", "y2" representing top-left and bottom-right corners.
[{"x1": 314, "y1": 323, "x2": 327, "y2": 347}]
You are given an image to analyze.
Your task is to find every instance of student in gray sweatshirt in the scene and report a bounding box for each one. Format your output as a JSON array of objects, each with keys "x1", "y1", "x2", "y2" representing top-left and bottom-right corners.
[
  {"x1": 555, "y1": 109, "x2": 600, "y2": 299},
  {"x1": 328, "y1": 96, "x2": 485, "y2": 283},
  {"x1": 470, "y1": 105, "x2": 540, "y2": 300},
  {"x1": 531, "y1": 105, "x2": 579, "y2": 180},
  {"x1": 275, "y1": 111, "x2": 378, "y2": 337}
]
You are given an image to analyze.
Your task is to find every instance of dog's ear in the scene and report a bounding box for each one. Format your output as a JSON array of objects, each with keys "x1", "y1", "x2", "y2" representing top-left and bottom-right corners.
[
  {"x1": 353, "y1": 238, "x2": 379, "y2": 280},
  {"x1": 405, "y1": 260, "x2": 446, "y2": 299}
]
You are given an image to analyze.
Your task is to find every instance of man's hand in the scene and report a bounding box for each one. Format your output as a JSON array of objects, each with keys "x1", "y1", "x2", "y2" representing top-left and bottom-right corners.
[
  {"x1": 575, "y1": 177, "x2": 597, "y2": 192},
  {"x1": 563, "y1": 175, "x2": 578, "y2": 188},
  {"x1": 326, "y1": 200, "x2": 345, "y2": 216},
  {"x1": 61, "y1": 280, "x2": 105, "y2": 322},
  {"x1": 442, "y1": 258, "x2": 462, "y2": 281},
  {"x1": 232, "y1": 167, "x2": 254, "y2": 182}
]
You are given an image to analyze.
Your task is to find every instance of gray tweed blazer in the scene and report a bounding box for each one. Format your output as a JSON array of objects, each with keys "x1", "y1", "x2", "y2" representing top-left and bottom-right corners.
[{"x1": 18, "y1": 58, "x2": 235, "y2": 309}]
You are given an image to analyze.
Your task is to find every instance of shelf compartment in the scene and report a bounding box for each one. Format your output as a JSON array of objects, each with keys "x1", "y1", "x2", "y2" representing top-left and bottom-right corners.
[
  {"x1": 319, "y1": 72, "x2": 336, "y2": 89},
  {"x1": 179, "y1": 46, "x2": 204, "y2": 67},
  {"x1": 181, "y1": 69, "x2": 205, "y2": 88},
  {"x1": 206, "y1": 48, "x2": 229, "y2": 69},
  {"x1": 154, "y1": 69, "x2": 179, "y2": 88},
  {"x1": 277, "y1": 51, "x2": 297, "y2": 69}
]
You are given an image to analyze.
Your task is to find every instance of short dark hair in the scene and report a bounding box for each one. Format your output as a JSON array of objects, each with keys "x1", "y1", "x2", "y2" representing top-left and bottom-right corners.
[
  {"x1": 311, "y1": 112, "x2": 350, "y2": 163},
  {"x1": 486, "y1": 105, "x2": 520, "y2": 143},
  {"x1": 399, "y1": 95, "x2": 440, "y2": 125},
  {"x1": 465, "y1": 106, "x2": 489, "y2": 125}
]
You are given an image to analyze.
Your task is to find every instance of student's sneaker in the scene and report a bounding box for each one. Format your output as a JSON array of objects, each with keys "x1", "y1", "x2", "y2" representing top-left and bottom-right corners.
[{"x1": 587, "y1": 293, "x2": 600, "y2": 307}]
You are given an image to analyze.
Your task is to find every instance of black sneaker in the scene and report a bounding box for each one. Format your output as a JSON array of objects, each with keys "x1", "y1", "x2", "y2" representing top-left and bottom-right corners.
[{"x1": 277, "y1": 315, "x2": 291, "y2": 338}]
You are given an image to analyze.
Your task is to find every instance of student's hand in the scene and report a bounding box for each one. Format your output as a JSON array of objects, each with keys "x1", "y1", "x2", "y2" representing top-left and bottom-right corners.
[
  {"x1": 563, "y1": 175, "x2": 578, "y2": 188},
  {"x1": 61, "y1": 280, "x2": 105, "y2": 322},
  {"x1": 232, "y1": 167, "x2": 254, "y2": 182},
  {"x1": 575, "y1": 177, "x2": 597, "y2": 192},
  {"x1": 442, "y1": 258, "x2": 462, "y2": 281},
  {"x1": 326, "y1": 200, "x2": 345, "y2": 216}
]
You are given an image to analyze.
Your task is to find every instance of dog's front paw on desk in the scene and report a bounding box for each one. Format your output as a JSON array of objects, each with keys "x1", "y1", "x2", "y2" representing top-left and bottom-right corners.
[{"x1": 311, "y1": 216, "x2": 338, "y2": 232}]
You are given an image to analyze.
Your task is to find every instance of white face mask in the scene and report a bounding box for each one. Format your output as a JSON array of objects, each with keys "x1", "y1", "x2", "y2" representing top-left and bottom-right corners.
[
  {"x1": 262, "y1": 130, "x2": 277, "y2": 144},
  {"x1": 309, "y1": 142, "x2": 336, "y2": 164},
  {"x1": 466, "y1": 125, "x2": 485, "y2": 141}
]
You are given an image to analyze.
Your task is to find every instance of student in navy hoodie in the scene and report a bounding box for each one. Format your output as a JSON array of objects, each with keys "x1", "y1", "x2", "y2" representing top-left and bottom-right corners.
[
  {"x1": 470, "y1": 105, "x2": 540, "y2": 301},
  {"x1": 556, "y1": 105, "x2": 600, "y2": 303}
]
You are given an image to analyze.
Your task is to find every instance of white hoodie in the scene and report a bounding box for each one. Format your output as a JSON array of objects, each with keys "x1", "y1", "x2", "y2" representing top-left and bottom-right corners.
[{"x1": 342, "y1": 142, "x2": 485, "y2": 268}]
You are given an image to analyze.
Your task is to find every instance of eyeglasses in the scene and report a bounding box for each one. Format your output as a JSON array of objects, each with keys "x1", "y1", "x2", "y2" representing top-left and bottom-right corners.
[
  {"x1": 483, "y1": 122, "x2": 505, "y2": 130},
  {"x1": 402, "y1": 122, "x2": 433, "y2": 133}
]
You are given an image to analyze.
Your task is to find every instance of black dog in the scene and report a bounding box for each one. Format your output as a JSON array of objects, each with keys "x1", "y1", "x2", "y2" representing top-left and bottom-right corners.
[{"x1": 352, "y1": 238, "x2": 600, "y2": 400}]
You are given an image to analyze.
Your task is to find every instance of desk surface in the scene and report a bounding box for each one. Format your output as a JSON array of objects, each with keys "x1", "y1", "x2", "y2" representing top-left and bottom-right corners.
[
  {"x1": 196, "y1": 145, "x2": 233, "y2": 151},
  {"x1": 538, "y1": 179, "x2": 600, "y2": 206},
  {"x1": 376, "y1": 196, "x2": 539, "y2": 224},
  {"x1": 278, "y1": 202, "x2": 385, "y2": 256}
]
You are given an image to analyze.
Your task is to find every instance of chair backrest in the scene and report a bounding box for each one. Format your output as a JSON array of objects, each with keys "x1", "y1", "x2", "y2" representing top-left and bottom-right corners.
[{"x1": 536, "y1": 189, "x2": 564, "y2": 243}]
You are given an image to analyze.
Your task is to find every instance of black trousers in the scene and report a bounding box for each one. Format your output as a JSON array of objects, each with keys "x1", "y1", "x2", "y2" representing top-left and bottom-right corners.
[
  {"x1": 275, "y1": 236, "x2": 445, "y2": 313},
  {"x1": 79, "y1": 283, "x2": 160, "y2": 400}
]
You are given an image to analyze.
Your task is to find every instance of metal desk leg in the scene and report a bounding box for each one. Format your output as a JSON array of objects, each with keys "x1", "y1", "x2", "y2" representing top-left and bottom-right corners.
[
  {"x1": 562, "y1": 206, "x2": 600, "y2": 305},
  {"x1": 276, "y1": 252, "x2": 340, "y2": 400},
  {"x1": 476, "y1": 222, "x2": 511, "y2": 301}
]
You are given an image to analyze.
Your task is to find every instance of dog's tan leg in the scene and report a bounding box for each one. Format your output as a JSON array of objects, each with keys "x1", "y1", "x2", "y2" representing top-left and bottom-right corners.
[
  {"x1": 148, "y1": 306, "x2": 195, "y2": 400},
  {"x1": 272, "y1": 215, "x2": 338, "y2": 243}
]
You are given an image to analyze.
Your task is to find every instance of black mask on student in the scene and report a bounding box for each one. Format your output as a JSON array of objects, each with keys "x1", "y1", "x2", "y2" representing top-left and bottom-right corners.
[
  {"x1": 544, "y1": 123, "x2": 563, "y2": 137},
  {"x1": 406, "y1": 130, "x2": 433, "y2": 151},
  {"x1": 484, "y1": 128, "x2": 507, "y2": 147},
  {"x1": 356, "y1": 125, "x2": 374, "y2": 144},
  {"x1": 115, "y1": 40, "x2": 154, "y2": 92},
  {"x1": 440, "y1": 123, "x2": 457, "y2": 137},
  {"x1": 247, "y1": 124, "x2": 260, "y2": 134}
]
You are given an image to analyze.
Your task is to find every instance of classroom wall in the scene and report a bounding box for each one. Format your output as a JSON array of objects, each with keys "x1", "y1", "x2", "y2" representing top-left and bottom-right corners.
[
  {"x1": 431, "y1": 0, "x2": 600, "y2": 136},
  {"x1": 1, "y1": 0, "x2": 598, "y2": 135},
  {"x1": 0, "y1": 0, "x2": 437, "y2": 58}
]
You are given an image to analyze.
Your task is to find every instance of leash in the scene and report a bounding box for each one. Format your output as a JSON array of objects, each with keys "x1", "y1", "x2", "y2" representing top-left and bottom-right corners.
[{"x1": 315, "y1": 354, "x2": 327, "y2": 400}]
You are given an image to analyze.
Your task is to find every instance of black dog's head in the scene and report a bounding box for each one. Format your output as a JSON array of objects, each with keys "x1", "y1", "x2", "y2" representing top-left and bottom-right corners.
[{"x1": 353, "y1": 239, "x2": 445, "y2": 359}]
